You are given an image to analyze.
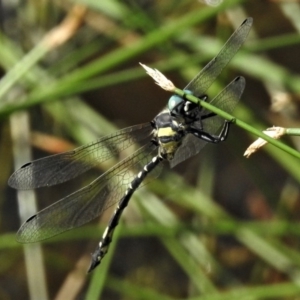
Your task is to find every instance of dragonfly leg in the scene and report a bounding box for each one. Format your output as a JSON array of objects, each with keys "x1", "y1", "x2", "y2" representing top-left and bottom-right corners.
[
  {"x1": 189, "y1": 120, "x2": 231, "y2": 143},
  {"x1": 200, "y1": 112, "x2": 216, "y2": 120}
]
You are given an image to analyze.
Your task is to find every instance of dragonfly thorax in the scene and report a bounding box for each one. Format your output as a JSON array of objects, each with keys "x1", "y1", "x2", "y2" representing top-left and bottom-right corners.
[{"x1": 153, "y1": 110, "x2": 187, "y2": 161}]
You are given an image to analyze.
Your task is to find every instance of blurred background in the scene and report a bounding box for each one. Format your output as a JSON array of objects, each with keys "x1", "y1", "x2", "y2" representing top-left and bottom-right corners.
[{"x1": 2, "y1": 0, "x2": 300, "y2": 299}]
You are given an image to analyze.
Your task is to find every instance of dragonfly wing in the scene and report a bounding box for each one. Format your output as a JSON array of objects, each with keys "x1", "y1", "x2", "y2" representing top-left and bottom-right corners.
[
  {"x1": 9, "y1": 123, "x2": 153, "y2": 189},
  {"x1": 201, "y1": 76, "x2": 245, "y2": 133},
  {"x1": 170, "y1": 76, "x2": 245, "y2": 168},
  {"x1": 184, "y1": 18, "x2": 252, "y2": 97},
  {"x1": 170, "y1": 134, "x2": 207, "y2": 168},
  {"x1": 17, "y1": 143, "x2": 159, "y2": 242}
]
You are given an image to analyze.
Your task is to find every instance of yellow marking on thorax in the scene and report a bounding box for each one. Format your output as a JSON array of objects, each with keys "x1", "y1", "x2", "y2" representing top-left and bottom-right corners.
[
  {"x1": 157, "y1": 127, "x2": 181, "y2": 159},
  {"x1": 157, "y1": 127, "x2": 176, "y2": 137}
]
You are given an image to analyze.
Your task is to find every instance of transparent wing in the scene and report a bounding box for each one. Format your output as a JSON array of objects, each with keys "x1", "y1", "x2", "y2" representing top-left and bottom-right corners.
[
  {"x1": 170, "y1": 76, "x2": 246, "y2": 167},
  {"x1": 9, "y1": 123, "x2": 153, "y2": 189},
  {"x1": 184, "y1": 18, "x2": 252, "y2": 97},
  {"x1": 201, "y1": 76, "x2": 246, "y2": 133},
  {"x1": 17, "y1": 143, "x2": 160, "y2": 242}
]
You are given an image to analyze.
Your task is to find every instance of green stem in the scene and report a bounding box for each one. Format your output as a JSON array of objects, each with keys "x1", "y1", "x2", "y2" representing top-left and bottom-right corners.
[
  {"x1": 286, "y1": 128, "x2": 300, "y2": 136},
  {"x1": 0, "y1": 42, "x2": 48, "y2": 100},
  {"x1": 174, "y1": 88, "x2": 300, "y2": 159}
]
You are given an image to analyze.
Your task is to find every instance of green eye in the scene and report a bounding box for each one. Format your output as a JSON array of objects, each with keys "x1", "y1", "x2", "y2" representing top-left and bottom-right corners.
[
  {"x1": 168, "y1": 95, "x2": 183, "y2": 111},
  {"x1": 168, "y1": 90, "x2": 194, "y2": 111},
  {"x1": 184, "y1": 90, "x2": 193, "y2": 95}
]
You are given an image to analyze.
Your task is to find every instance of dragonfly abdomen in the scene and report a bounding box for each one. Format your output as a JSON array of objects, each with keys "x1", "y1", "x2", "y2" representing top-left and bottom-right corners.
[{"x1": 88, "y1": 154, "x2": 163, "y2": 272}]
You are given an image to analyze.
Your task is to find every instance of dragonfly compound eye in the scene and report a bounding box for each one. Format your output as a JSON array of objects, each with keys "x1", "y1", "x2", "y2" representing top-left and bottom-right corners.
[
  {"x1": 168, "y1": 90, "x2": 196, "y2": 117},
  {"x1": 168, "y1": 95, "x2": 184, "y2": 116}
]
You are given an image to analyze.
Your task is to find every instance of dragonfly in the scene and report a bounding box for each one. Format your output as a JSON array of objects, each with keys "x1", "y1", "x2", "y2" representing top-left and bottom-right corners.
[{"x1": 9, "y1": 17, "x2": 252, "y2": 272}]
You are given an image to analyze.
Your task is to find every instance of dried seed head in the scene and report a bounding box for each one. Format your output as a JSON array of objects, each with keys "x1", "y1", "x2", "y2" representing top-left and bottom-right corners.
[
  {"x1": 139, "y1": 63, "x2": 175, "y2": 92},
  {"x1": 244, "y1": 126, "x2": 286, "y2": 158}
]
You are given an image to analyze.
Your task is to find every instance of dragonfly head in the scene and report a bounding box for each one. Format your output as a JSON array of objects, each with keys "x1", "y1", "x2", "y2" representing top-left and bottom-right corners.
[{"x1": 168, "y1": 90, "x2": 199, "y2": 120}]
